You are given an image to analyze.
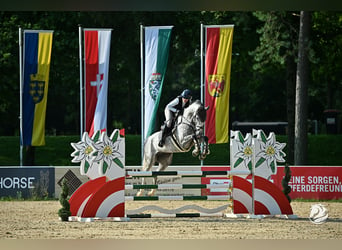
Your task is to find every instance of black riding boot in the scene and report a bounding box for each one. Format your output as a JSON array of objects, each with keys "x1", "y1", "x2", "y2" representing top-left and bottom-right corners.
[{"x1": 158, "y1": 126, "x2": 170, "y2": 147}]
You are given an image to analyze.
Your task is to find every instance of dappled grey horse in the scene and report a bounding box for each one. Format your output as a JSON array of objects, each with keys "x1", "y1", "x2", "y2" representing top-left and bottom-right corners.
[{"x1": 136, "y1": 100, "x2": 210, "y2": 196}]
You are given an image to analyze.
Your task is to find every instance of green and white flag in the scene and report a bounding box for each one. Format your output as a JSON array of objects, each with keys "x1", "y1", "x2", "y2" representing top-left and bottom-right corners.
[{"x1": 143, "y1": 26, "x2": 173, "y2": 140}]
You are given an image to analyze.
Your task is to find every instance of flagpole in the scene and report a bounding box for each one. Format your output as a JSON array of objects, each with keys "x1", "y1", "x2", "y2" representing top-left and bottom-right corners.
[
  {"x1": 140, "y1": 24, "x2": 144, "y2": 164},
  {"x1": 200, "y1": 23, "x2": 204, "y2": 107},
  {"x1": 200, "y1": 23, "x2": 204, "y2": 167},
  {"x1": 19, "y1": 26, "x2": 23, "y2": 167},
  {"x1": 78, "y1": 25, "x2": 84, "y2": 139}
]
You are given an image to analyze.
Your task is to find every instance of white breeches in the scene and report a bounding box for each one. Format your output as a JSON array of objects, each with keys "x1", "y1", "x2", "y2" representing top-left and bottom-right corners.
[{"x1": 164, "y1": 109, "x2": 174, "y2": 128}]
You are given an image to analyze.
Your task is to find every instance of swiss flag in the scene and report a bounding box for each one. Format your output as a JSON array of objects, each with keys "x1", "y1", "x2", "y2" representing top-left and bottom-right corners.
[{"x1": 84, "y1": 29, "x2": 112, "y2": 137}]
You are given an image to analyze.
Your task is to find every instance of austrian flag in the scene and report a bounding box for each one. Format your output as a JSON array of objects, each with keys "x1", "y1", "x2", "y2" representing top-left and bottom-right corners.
[{"x1": 84, "y1": 29, "x2": 112, "y2": 137}]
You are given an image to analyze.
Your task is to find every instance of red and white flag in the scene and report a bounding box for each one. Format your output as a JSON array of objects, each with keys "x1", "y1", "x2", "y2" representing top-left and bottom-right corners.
[{"x1": 84, "y1": 29, "x2": 112, "y2": 137}]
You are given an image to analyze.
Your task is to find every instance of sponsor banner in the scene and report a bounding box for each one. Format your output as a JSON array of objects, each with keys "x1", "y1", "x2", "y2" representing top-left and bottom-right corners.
[
  {"x1": 201, "y1": 166, "x2": 342, "y2": 200},
  {"x1": 272, "y1": 166, "x2": 342, "y2": 200},
  {"x1": 0, "y1": 167, "x2": 55, "y2": 198},
  {"x1": 201, "y1": 166, "x2": 231, "y2": 196}
]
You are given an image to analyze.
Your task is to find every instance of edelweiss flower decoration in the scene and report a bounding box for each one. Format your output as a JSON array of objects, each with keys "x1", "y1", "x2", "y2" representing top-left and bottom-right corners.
[
  {"x1": 70, "y1": 131, "x2": 102, "y2": 175},
  {"x1": 255, "y1": 131, "x2": 286, "y2": 173},
  {"x1": 233, "y1": 131, "x2": 253, "y2": 170},
  {"x1": 93, "y1": 129, "x2": 124, "y2": 175}
]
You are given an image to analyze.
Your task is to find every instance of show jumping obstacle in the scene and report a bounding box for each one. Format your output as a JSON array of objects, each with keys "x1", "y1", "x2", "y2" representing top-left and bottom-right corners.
[
  {"x1": 124, "y1": 169, "x2": 251, "y2": 218},
  {"x1": 67, "y1": 129, "x2": 294, "y2": 221},
  {"x1": 124, "y1": 169, "x2": 249, "y2": 218}
]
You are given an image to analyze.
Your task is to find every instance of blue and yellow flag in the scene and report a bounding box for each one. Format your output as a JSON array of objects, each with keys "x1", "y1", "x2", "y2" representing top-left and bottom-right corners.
[{"x1": 22, "y1": 30, "x2": 53, "y2": 146}]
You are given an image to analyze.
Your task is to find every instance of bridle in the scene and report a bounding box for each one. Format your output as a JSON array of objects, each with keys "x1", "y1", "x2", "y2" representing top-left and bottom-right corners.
[
  {"x1": 170, "y1": 104, "x2": 206, "y2": 152},
  {"x1": 176, "y1": 107, "x2": 204, "y2": 138}
]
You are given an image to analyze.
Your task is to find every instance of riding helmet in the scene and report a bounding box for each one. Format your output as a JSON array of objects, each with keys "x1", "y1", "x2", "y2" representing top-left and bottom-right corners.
[{"x1": 181, "y1": 89, "x2": 192, "y2": 99}]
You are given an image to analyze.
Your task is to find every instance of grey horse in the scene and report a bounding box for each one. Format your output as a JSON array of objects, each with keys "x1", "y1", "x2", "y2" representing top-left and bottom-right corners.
[{"x1": 136, "y1": 100, "x2": 210, "y2": 196}]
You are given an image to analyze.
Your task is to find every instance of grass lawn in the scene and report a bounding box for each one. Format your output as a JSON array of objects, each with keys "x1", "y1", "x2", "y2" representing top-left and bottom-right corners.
[{"x1": 1, "y1": 134, "x2": 342, "y2": 166}]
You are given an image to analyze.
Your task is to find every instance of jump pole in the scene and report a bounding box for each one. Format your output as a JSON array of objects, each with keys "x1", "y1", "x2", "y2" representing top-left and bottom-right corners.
[
  {"x1": 125, "y1": 183, "x2": 231, "y2": 190},
  {"x1": 126, "y1": 170, "x2": 250, "y2": 177},
  {"x1": 127, "y1": 212, "x2": 224, "y2": 218},
  {"x1": 125, "y1": 195, "x2": 231, "y2": 201},
  {"x1": 124, "y1": 169, "x2": 251, "y2": 218}
]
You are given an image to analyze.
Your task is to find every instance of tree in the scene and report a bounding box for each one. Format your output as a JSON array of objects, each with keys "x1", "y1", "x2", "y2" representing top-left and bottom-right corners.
[
  {"x1": 58, "y1": 178, "x2": 71, "y2": 221},
  {"x1": 310, "y1": 12, "x2": 342, "y2": 120},
  {"x1": 0, "y1": 13, "x2": 21, "y2": 135},
  {"x1": 1, "y1": 11, "x2": 340, "y2": 143},
  {"x1": 250, "y1": 11, "x2": 299, "y2": 164},
  {"x1": 294, "y1": 11, "x2": 311, "y2": 165}
]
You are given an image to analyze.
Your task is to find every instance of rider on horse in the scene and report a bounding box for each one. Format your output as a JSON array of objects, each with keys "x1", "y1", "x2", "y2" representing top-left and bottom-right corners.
[{"x1": 158, "y1": 89, "x2": 192, "y2": 147}]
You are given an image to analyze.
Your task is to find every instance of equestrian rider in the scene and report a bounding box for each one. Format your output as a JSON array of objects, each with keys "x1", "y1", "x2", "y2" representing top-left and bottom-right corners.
[{"x1": 158, "y1": 89, "x2": 192, "y2": 147}]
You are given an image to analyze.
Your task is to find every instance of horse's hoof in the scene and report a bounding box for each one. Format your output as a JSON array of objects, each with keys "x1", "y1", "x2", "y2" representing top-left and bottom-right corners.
[
  {"x1": 136, "y1": 191, "x2": 143, "y2": 197},
  {"x1": 147, "y1": 190, "x2": 156, "y2": 196},
  {"x1": 192, "y1": 150, "x2": 199, "y2": 157},
  {"x1": 199, "y1": 155, "x2": 206, "y2": 160}
]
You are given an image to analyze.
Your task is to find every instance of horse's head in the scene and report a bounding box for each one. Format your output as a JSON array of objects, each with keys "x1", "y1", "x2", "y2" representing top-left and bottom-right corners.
[
  {"x1": 184, "y1": 100, "x2": 209, "y2": 137},
  {"x1": 182, "y1": 100, "x2": 210, "y2": 160}
]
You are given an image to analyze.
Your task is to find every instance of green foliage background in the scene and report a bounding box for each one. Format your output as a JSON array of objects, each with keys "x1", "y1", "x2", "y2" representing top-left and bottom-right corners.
[
  {"x1": 0, "y1": 11, "x2": 341, "y2": 137},
  {"x1": 0, "y1": 11, "x2": 341, "y2": 167}
]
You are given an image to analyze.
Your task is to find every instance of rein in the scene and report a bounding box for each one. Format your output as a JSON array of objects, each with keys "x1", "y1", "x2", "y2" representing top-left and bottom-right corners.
[
  {"x1": 175, "y1": 113, "x2": 203, "y2": 137},
  {"x1": 170, "y1": 108, "x2": 204, "y2": 152}
]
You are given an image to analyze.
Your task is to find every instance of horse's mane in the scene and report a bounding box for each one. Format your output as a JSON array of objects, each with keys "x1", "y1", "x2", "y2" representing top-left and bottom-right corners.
[{"x1": 188, "y1": 100, "x2": 207, "y2": 122}]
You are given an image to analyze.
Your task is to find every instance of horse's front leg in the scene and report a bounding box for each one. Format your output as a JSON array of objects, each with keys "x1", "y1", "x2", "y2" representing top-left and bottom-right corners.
[
  {"x1": 199, "y1": 136, "x2": 210, "y2": 160},
  {"x1": 191, "y1": 134, "x2": 200, "y2": 157},
  {"x1": 203, "y1": 136, "x2": 210, "y2": 155}
]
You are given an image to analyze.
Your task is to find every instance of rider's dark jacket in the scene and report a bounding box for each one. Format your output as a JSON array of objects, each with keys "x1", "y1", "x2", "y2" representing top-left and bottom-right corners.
[{"x1": 166, "y1": 96, "x2": 190, "y2": 116}]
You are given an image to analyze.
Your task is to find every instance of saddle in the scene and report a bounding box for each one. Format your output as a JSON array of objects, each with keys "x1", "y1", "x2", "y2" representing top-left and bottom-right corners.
[
  {"x1": 158, "y1": 112, "x2": 184, "y2": 147},
  {"x1": 160, "y1": 115, "x2": 179, "y2": 135}
]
